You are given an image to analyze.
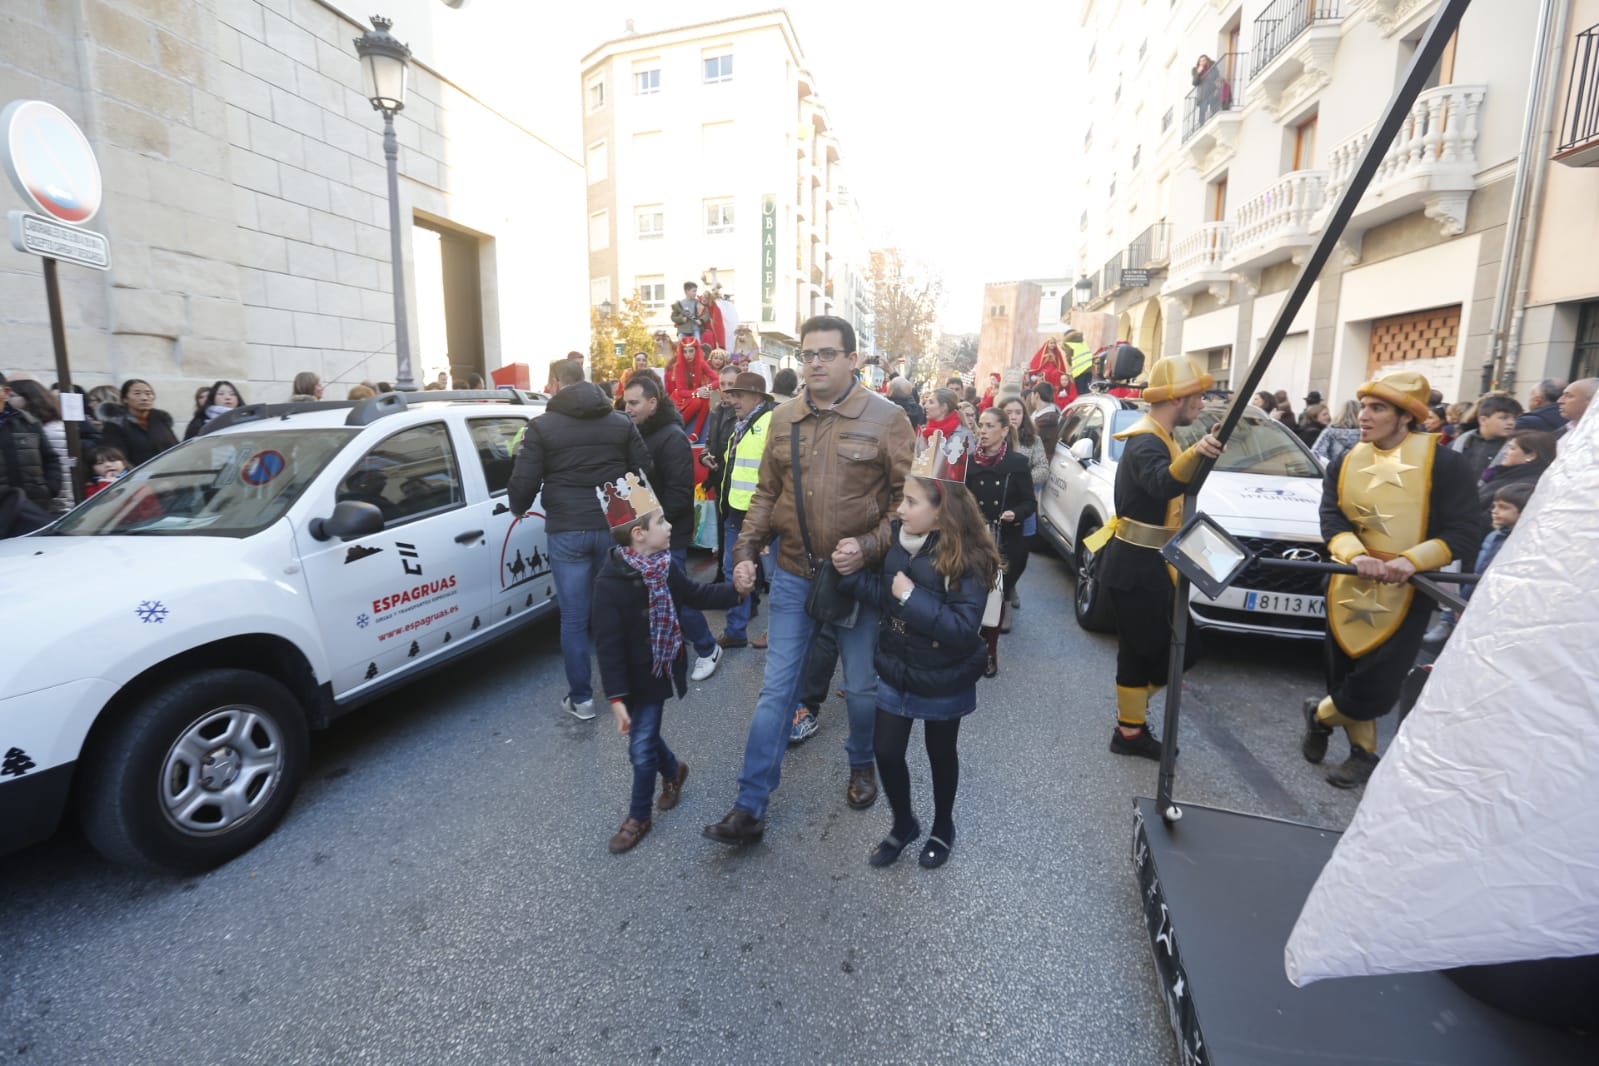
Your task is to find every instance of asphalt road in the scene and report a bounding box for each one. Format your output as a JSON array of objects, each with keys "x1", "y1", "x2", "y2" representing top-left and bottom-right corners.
[{"x1": 0, "y1": 548, "x2": 1379, "y2": 1065}]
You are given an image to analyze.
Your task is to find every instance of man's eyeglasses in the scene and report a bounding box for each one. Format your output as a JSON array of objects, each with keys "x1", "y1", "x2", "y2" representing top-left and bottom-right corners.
[{"x1": 798, "y1": 348, "x2": 847, "y2": 364}]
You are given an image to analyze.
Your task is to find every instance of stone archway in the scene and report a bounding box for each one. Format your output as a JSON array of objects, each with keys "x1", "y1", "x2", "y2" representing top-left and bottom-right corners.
[
  {"x1": 1136, "y1": 298, "x2": 1164, "y2": 361},
  {"x1": 1117, "y1": 311, "x2": 1134, "y2": 342}
]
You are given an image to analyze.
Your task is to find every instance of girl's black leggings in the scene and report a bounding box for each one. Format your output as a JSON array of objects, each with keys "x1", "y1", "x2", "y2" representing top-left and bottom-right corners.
[{"x1": 873, "y1": 709, "x2": 961, "y2": 840}]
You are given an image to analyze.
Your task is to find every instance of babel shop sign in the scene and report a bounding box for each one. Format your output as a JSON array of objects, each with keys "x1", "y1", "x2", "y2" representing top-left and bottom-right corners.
[{"x1": 761, "y1": 194, "x2": 776, "y2": 323}]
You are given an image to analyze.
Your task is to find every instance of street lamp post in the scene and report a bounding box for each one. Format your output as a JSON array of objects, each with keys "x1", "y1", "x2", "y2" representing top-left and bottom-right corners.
[{"x1": 354, "y1": 16, "x2": 416, "y2": 392}]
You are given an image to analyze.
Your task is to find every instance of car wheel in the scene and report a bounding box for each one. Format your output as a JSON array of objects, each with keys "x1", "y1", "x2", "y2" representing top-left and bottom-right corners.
[
  {"x1": 78, "y1": 668, "x2": 308, "y2": 874},
  {"x1": 1073, "y1": 520, "x2": 1116, "y2": 633}
]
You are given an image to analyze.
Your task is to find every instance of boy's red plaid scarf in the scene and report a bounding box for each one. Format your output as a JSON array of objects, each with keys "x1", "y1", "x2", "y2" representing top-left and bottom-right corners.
[{"x1": 619, "y1": 547, "x2": 682, "y2": 676}]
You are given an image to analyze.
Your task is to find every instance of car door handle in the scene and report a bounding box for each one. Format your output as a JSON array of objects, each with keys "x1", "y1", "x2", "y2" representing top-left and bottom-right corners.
[
  {"x1": 455, "y1": 529, "x2": 484, "y2": 545},
  {"x1": 492, "y1": 502, "x2": 510, "y2": 515}
]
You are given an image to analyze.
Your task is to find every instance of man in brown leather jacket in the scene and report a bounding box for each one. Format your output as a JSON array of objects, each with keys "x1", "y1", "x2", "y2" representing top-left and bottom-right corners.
[{"x1": 704, "y1": 315, "x2": 916, "y2": 845}]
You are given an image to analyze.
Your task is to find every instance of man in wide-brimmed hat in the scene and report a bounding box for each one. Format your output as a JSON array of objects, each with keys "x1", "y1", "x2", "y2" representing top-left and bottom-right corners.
[{"x1": 714, "y1": 371, "x2": 777, "y2": 650}]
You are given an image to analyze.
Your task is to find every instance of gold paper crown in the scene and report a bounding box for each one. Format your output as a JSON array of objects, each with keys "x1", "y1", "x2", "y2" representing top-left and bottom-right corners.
[
  {"x1": 595, "y1": 471, "x2": 663, "y2": 529},
  {"x1": 911, "y1": 430, "x2": 971, "y2": 483}
]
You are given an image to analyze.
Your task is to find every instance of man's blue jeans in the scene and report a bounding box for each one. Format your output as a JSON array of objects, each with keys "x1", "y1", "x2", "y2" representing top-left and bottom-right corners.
[
  {"x1": 735, "y1": 566, "x2": 879, "y2": 820},
  {"x1": 626, "y1": 701, "x2": 678, "y2": 822},
  {"x1": 548, "y1": 529, "x2": 612, "y2": 704},
  {"x1": 670, "y1": 547, "x2": 716, "y2": 658},
  {"x1": 721, "y1": 513, "x2": 762, "y2": 640}
]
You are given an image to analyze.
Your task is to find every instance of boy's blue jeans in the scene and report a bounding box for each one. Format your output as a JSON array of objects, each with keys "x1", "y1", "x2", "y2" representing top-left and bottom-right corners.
[
  {"x1": 669, "y1": 547, "x2": 716, "y2": 658},
  {"x1": 627, "y1": 701, "x2": 678, "y2": 822}
]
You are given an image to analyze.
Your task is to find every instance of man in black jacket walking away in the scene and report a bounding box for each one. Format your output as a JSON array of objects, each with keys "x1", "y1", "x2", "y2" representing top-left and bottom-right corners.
[
  {"x1": 509, "y1": 360, "x2": 653, "y2": 719},
  {"x1": 0, "y1": 371, "x2": 62, "y2": 538},
  {"x1": 622, "y1": 373, "x2": 722, "y2": 681}
]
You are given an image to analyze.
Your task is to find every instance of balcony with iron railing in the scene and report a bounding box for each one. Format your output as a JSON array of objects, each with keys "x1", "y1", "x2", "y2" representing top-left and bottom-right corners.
[
  {"x1": 1125, "y1": 222, "x2": 1172, "y2": 271},
  {"x1": 1251, "y1": 0, "x2": 1344, "y2": 110},
  {"x1": 1161, "y1": 222, "x2": 1232, "y2": 303},
  {"x1": 1182, "y1": 52, "x2": 1247, "y2": 166},
  {"x1": 1556, "y1": 24, "x2": 1599, "y2": 166},
  {"x1": 1225, "y1": 170, "x2": 1327, "y2": 279},
  {"x1": 1313, "y1": 82, "x2": 1487, "y2": 243},
  {"x1": 1099, "y1": 250, "x2": 1123, "y2": 300}
]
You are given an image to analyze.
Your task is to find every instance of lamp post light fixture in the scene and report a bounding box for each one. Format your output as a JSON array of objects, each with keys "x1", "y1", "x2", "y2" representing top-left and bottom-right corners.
[
  {"x1": 1074, "y1": 273, "x2": 1093, "y2": 309},
  {"x1": 354, "y1": 15, "x2": 416, "y2": 391},
  {"x1": 597, "y1": 299, "x2": 614, "y2": 320}
]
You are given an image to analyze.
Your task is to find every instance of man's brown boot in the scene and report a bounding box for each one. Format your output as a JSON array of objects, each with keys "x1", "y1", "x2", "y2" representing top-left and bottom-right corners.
[
  {"x1": 608, "y1": 817, "x2": 651, "y2": 854},
  {"x1": 847, "y1": 765, "x2": 878, "y2": 810}
]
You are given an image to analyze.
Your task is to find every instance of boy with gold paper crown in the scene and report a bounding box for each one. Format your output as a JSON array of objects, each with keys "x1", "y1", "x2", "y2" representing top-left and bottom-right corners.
[
  {"x1": 591, "y1": 472, "x2": 753, "y2": 853},
  {"x1": 1300, "y1": 371, "x2": 1481, "y2": 788}
]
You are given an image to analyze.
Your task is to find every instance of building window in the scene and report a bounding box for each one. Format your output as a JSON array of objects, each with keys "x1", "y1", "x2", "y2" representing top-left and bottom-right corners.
[
  {"x1": 586, "y1": 77, "x2": 605, "y2": 112},
  {"x1": 704, "y1": 53, "x2": 733, "y2": 83},
  {"x1": 1108, "y1": 172, "x2": 1117, "y2": 199},
  {"x1": 705, "y1": 199, "x2": 734, "y2": 234},
  {"x1": 634, "y1": 68, "x2": 660, "y2": 95},
  {"x1": 1292, "y1": 114, "x2": 1318, "y2": 170},
  {"x1": 1132, "y1": 145, "x2": 1141, "y2": 170},
  {"x1": 636, "y1": 206, "x2": 664, "y2": 239},
  {"x1": 585, "y1": 140, "x2": 607, "y2": 184},
  {"x1": 1161, "y1": 107, "x2": 1173, "y2": 133},
  {"x1": 589, "y1": 210, "x2": 609, "y2": 251},
  {"x1": 590, "y1": 277, "x2": 611, "y2": 307},
  {"x1": 636, "y1": 278, "x2": 666, "y2": 311},
  {"x1": 1207, "y1": 174, "x2": 1228, "y2": 222},
  {"x1": 1573, "y1": 301, "x2": 1599, "y2": 379},
  {"x1": 1084, "y1": 125, "x2": 1093, "y2": 150}
]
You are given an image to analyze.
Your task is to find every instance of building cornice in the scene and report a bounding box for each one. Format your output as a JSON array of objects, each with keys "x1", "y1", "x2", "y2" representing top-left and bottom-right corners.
[{"x1": 580, "y1": 9, "x2": 802, "y2": 70}]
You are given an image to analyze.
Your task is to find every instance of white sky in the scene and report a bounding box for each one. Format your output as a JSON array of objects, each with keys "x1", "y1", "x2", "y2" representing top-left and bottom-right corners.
[{"x1": 422, "y1": 0, "x2": 1086, "y2": 332}]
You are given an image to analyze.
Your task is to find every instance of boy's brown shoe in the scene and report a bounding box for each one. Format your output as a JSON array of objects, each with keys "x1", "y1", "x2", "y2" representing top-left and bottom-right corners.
[
  {"x1": 658, "y1": 762, "x2": 689, "y2": 811},
  {"x1": 609, "y1": 817, "x2": 652, "y2": 854}
]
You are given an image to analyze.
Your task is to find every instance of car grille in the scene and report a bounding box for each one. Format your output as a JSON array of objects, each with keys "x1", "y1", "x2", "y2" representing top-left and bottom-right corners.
[{"x1": 1236, "y1": 537, "x2": 1327, "y2": 598}]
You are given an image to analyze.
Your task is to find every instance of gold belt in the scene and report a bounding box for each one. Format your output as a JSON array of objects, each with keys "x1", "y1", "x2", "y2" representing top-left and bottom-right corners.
[{"x1": 1113, "y1": 517, "x2": 1179, "y2": 550}]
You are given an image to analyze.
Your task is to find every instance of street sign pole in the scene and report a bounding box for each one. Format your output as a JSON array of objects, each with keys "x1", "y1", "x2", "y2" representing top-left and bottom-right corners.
[
  {"x1": 41, "y1": 257, "x2": 84, "y2": 502},
  {"x1": 1151, "y1": 0, "x2": 1476, "y2": 825}
]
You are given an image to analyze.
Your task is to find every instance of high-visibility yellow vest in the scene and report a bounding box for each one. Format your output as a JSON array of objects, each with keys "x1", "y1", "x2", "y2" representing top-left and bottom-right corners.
[
  {"x1": 724, "y1": 409, "x2": 772, "y2": 511},
  {"x1": 1068, "y1": 342, "x2": 1093, "y2": 378}
]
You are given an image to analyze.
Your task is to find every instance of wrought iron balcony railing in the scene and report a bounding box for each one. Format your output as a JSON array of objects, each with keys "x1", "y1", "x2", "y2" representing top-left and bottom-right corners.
[
  {"x1": 1252, "y1": 0, "x2": 1343, "y2": 79},
  {"x1": 1556, "y1": 23, "x2": 1599, "y2": 164},
  {"x1": 1183, "y1": 53, "x2": 1246, "y2": 143}
]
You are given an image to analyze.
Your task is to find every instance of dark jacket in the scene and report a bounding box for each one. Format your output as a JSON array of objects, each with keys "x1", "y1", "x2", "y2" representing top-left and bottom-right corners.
[
  {"x1": 592, "y1": 550, "x2": 740, "y2": 705},
  {"x1": 507, "y1": 382, "x2": 653, "y2": 532},
  {"x1": 1449, "y1": 429, "x2": 1508, "y2": 482},
  {"x1": 701, "y1": 402, "x2": 737, "y2": 484},
  {"x1": 845, "y1": 525, "x2": 987, "y2": 708},
  {"x1": 0, "y1": 408, "x2": 61, "y2": 504},
  {"x1": 98, "y1": 405, "x2": 178, "y2": 467},
  {"x1": 1516, "y1": 403, "x2": 1565, "y2": 433},
  {"x1": 637, "y1": 401, "x2": 695, "y2": 551},
  {"x1": 889, "y1": 394, "x2": 926, "y2": 429},
  {"x1": 964, "y1": 446, "x2": 1036, "y2": 540},
  {"x1": 1100, "y1": 431, "x2": 1188, "y2": 592},
  {"x1": 1476, "y1": 458, "x2": 1549, "y2": 518}
]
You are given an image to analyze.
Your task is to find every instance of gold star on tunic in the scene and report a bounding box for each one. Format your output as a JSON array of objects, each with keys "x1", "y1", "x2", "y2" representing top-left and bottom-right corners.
[
  {"x1": 1352, "y1": 502, "x2": 1395, "y2": 536},
  {"x1": 1338, "y1": 585, "x2": 1392, "y2": 628},
  {"x1": 1359, "y1": 451, "x2": 1418, "y2": 491}
]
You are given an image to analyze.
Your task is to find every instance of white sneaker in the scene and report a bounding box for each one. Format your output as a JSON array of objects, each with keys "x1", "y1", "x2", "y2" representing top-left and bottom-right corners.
[
  {"x1": 690, "y1": 644, "x2": 722, "y2": 682},
  {"x1": 561, "y1": 696, "x2": 596, "y2": 720}
]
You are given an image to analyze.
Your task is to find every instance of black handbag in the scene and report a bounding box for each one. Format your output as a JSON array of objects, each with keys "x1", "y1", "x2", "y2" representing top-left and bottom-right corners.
[{"x1": 791, "y1": 425, "x2": 860, "y2": 626}]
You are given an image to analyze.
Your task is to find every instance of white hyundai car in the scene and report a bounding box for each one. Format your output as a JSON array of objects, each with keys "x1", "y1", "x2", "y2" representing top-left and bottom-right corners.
[
  {"x1": 0, "y1": 391, "x2": 556, "y2": 872},
  {"x1": 1037, "y1": 393, "x2": 1329, "y2": 638}
]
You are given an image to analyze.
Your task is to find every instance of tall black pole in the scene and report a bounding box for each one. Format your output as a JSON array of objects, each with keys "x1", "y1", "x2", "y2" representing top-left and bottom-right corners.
[
  {"x1": 1153, "y1": 0, "x2": 1477, "y2": 823},
  {"x1": 382, "y1": 111, "x2": 415, "y2": 392},
  {"x1": 42, "y1": 257, "x2": 84, "y2": 503}
]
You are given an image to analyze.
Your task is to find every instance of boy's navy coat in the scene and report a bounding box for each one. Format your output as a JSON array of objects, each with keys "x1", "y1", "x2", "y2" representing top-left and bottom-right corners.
[{"x1": 593, "y1": 549, "x2": 740, "y2": 704}]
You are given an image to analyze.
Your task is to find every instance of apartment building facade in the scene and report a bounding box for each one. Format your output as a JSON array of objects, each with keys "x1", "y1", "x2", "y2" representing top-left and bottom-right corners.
[
  {"x1": 1071, "y1": 0, "x2": 1557, "y2": 405},
  {"x1": 580, "y1": 11, "x2": 873, "y2": 365},
  {"x1": 1, "y1": 0, "x2": 586, "y2": 399}
]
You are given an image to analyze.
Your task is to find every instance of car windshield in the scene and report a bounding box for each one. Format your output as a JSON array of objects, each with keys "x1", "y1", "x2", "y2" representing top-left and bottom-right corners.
[
  {"x1": 49, "y1": 428, "x2": 358, "y2": 537},
  {"x1": 1109, "y1": 404, "x2": 1320, "y2": 477}
]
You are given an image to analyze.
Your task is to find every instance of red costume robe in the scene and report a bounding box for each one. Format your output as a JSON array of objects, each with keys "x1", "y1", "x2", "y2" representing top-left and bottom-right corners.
[{"x1": 668, "y1": 339, "x2": 719, "y2": 434}]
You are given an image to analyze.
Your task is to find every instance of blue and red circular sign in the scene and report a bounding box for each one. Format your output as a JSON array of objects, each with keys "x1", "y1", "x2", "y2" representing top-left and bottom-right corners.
[
  {"x1": 2, "y1": 100, "x2": 103, "y2": 225},
  {"x1": 241, "y1": 450, "x2": 286, "y2": 486}
]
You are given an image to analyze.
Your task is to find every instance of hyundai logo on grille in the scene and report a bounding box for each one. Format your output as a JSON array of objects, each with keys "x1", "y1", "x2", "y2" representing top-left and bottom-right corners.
[{"x1": 1281, "y1": 547, "x2": 1322, "y2": 562}]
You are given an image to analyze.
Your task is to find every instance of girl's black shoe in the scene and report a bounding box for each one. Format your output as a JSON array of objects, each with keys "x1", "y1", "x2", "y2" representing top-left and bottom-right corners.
[
  {"x1": 868, "y1": 819, "x2": 921, "y2": 868},
  {"x1": 919, "y1": 828, "x2": 955, "y2": 869}
]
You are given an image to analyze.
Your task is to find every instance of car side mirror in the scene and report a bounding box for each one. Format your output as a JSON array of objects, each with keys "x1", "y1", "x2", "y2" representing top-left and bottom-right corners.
[
  {"x1": 1071, "y1": 438, "x2": 1097, "y2": 463},
  {"x1": 309, "y1": 500, "x2": 385, "y2": 542}
]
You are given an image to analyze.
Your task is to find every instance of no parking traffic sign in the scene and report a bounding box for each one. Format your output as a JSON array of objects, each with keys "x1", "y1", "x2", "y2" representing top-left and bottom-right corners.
[{"x1": 2, "y1": 100, "x2": 102, "y2": 223}]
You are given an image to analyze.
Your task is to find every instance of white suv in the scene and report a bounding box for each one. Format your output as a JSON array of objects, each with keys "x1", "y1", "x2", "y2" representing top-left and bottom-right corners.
[
  {"x1": 1037, "y1": 394, "x2": 1329, "y2": 639},
  {"x1": 0, "y1": 391, "x2": 556, "y2": 872}
]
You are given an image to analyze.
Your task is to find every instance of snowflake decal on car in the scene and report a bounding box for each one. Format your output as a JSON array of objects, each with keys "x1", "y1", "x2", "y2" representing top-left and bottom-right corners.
[
  {"x1": 356, "y1": 613, "x2": 370, "y2": 629},
  {"x1": 135, "y1": 600, "x2": 169, "y2": 624}
]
